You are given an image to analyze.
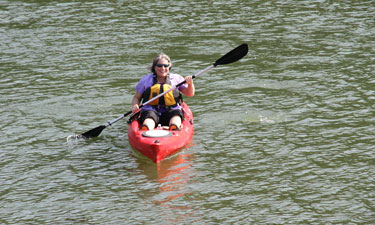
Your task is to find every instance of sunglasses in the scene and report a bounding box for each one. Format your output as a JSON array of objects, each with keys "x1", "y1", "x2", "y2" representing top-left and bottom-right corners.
[{"x1": 156, "y1": 63, "x2": 170, "y2": 68}]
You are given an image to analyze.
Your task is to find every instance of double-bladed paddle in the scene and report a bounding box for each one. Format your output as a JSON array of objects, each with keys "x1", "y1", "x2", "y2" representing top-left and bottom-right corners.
[{"x1": 76, "y1": 43, "x2": 248, "y2": 139}]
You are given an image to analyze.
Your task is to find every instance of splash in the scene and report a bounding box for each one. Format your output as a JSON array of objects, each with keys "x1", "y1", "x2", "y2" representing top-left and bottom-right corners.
[
  {"x1": 66, "y1": 134, "x2": 84, "y2": 142},
  {"x1": 258, "y1": 115, "x2": 275, "y2": 123}
]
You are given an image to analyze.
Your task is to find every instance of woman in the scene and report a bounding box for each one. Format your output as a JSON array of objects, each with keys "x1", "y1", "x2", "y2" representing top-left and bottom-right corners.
[{"x1": 131, "y1": 53, "x2": 195, "y2": 130}]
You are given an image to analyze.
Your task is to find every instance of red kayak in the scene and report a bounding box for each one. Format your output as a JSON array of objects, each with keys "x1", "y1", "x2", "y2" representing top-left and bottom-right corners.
[{"x1": 128, "y1": 102, "x2": 194, "y2": 163}]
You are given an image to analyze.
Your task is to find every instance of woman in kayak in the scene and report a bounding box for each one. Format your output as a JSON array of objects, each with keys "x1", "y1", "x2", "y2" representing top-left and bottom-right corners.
[{"x1": 131, "y1": 53, "x2": 195, "y2": 130}]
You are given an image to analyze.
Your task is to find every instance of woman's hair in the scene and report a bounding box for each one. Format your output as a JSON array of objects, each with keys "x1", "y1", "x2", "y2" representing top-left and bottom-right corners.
[{"x1": 150, "y1": 53, "x2": 172, "y2": 74}]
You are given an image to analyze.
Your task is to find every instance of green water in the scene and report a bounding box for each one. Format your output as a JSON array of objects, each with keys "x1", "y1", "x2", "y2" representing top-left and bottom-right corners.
[{"x1": 1, "y1": 0, "x2": 374, "y2": 224}]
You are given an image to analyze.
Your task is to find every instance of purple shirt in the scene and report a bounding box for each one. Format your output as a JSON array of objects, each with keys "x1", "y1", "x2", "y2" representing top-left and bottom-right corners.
[{"x1": 136, "y1": 73, "x2": 187, "y2": 112}]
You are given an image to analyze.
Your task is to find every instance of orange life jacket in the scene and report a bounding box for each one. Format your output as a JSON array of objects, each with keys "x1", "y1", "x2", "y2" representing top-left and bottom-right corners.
[{"x1": 141, "y1": 75, "x2": 181, "y2": 107}]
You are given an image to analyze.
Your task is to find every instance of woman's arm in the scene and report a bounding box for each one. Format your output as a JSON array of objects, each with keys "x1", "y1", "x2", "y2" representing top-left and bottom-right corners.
[{"x1": 131, "y1": 91, "x2": 142, "y2": 113}]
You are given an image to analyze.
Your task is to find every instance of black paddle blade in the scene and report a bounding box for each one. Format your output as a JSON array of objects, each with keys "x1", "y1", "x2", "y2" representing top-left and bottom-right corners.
[
  {"x1": 79, "y1": 125, "x2": 106, "y2": 139},
  {"x1": 214, "y1": 43, "x2": 248, "y2": 67}
]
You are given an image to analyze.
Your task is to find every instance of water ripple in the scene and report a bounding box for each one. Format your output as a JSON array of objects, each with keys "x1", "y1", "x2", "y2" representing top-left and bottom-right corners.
[{"x1": 1, "y1": 0, "x2": 375, "y2": 224}]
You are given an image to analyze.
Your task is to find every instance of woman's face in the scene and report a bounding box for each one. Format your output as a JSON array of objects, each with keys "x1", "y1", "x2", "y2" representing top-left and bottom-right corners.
[{"x1": 155, "y1": 58, "x2": 170, "y2": 78}]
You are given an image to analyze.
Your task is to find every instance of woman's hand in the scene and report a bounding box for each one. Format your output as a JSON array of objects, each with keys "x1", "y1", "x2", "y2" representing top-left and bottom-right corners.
[
  {"x1": 132, "y1": 104, "x2": 140, "y2": 113},
  {"x1": 185, "y1": 76, "x2": 193, "y2": 85},
  {"x1": 181, "y1": 76, "x2": 195, "y2": 97}
]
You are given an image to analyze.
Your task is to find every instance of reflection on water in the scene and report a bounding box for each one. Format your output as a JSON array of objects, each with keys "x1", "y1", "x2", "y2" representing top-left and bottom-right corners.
[
  {"x1": 154, "y1": 154, "x2": 194, "y2": 204},
  {"x1": 136, "y1": 143, "x2": 195, "y2": 202},
  {"x1": 135, "y1": 143, "x2": 197, "y2": 224}
]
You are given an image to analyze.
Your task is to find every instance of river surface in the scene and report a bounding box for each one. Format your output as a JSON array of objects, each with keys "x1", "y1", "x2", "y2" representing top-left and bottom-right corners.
[{"x1": 1, "y1": 0, "x2": 375, "y2": 224}]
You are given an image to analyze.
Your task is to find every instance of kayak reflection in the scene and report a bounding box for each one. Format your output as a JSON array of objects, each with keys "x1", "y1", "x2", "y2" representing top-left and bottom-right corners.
[{"x1": 135, "y1": 142, "x2": 196, "y2": 205}]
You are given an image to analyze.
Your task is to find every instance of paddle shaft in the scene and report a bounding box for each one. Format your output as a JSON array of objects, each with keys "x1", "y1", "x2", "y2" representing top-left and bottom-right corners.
[
  {"x1": 105, "y1": 65, "x2": 214, "y2": 127},
  {"x1": 78, "y1": 44, "x2": 248, "y2": 138}
]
